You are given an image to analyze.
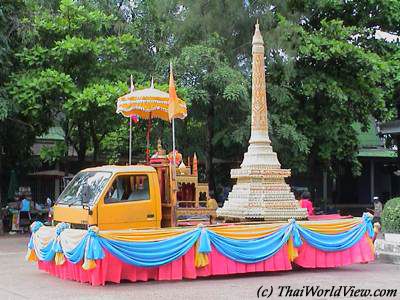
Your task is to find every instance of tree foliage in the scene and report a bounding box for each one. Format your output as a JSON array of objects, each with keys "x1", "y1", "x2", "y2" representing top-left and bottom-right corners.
[
  {"x1": 1, "y1": 0, "x2": 400, "y2": 195},
  {"x1": 6, "y1": 0, "x2": 142, "y2": 165}
]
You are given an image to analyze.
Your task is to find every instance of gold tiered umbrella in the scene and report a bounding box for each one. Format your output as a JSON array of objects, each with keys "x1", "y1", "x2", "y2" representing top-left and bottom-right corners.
[{"x1": 117, "y1": 76, "x2": 187, "y2": 163}]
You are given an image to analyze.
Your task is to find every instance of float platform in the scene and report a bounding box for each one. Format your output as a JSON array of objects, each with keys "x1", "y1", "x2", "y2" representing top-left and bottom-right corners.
[{"x1": 26, "y1": 214, "x2": 375, "y2": 286}]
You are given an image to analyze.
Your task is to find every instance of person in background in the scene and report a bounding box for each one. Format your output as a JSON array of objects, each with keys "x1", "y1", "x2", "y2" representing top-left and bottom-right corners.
[
  {"x1": 20, "y1": 195, "x2": 31, "y2": 216},
  {"x1": 299, "y1": 191, "x2": 314, "y2": 216},
  {"x1": 372, "y1": 196, "x2": 383, "y2": 224},
  {"x1": 46, "y1": 197, "x2": 52, "y2": 208},
  {"x1": 46, "y1": 197, "x2": 53, "y2": 225},
  {"x1": 19, "y1": 194, "x2": 31, "y2": 233}
]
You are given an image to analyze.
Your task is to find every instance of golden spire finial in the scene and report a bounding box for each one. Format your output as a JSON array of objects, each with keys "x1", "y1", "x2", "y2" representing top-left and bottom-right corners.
[{"x1": 252, "y1": 21, "x2": 264, "y2": 46}]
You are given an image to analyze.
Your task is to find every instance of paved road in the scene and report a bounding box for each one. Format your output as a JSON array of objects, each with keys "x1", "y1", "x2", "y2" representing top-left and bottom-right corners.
[{"x1": 0, "y1": 235, "x2": 399, "y2": 300}]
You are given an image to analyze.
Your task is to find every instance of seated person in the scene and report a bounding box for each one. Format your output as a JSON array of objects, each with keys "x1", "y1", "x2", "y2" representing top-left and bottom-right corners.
[
  {"x1": 106, "y1": 178, "x2": 125, "y2": 203},
  {"x1": 128, "y1": 177, "x2": 149, "y2": 201},
  {"x1": 111, "y1": 178, "x2": 125, "y2": 201}
]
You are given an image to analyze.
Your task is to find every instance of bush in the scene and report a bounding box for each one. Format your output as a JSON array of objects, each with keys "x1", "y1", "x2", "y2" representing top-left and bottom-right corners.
[{"x1": 381, "y1": 197, "x2": 400, "y2": 233}]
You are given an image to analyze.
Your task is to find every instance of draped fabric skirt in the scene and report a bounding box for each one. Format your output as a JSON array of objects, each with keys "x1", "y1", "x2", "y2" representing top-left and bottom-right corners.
[{"x1": 37, "y1": 234, "x2": 374, "y2": 286}]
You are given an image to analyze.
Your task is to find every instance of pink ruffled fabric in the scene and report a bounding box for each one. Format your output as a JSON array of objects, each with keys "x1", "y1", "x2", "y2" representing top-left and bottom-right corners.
[
  {"x1": 294, "y1": 233, "x2": 374, "y2": 268},
  {"x1": 38, "y1": 245, "x2": 292, "y2": 286},
  {"x1": 37, "y1": 235, "x2": 374, "y2": 286},
  {"x1": 307, "y1": 214, "x2": 353, "y2": 221}
]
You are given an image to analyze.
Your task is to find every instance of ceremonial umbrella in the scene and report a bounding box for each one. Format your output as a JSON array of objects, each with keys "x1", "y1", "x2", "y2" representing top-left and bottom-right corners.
[{"x1": 117, "y1": 76, "x2": 187, "y2": 163}]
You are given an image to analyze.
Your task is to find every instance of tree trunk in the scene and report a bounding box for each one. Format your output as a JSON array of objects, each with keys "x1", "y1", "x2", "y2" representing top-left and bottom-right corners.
[
  {"x1": 0, "y1": 148, "x2": 2, "y2": 206},
  {"x1": 206, "y1": 101, "x2": 215, "y2": 195},
  {"x1": 77, "y1": 122, "x2": 87, "y2": 166},
  {"x1": 307, "y1": 145, "x2": 320, "y2": 203},
  {"x1": 90, "y1": 121, "x2": 99, "y2": 162},
  {"x1": 62, "y1": 120, "x2": 70, "y2": 176},
  {"x1": 396, "y1": 91, "x2": 400, "y2": 170}
]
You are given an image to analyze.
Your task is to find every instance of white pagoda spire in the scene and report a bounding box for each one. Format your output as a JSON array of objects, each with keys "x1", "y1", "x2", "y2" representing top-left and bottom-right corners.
[{"x1": 217, "y1": 23, "x2": 307, "y2": 221}]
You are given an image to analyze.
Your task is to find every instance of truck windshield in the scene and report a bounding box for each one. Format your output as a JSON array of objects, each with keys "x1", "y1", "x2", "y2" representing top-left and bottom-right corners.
[{"x1": 57, "y1": 171, "x2": 111, "y2": 206}]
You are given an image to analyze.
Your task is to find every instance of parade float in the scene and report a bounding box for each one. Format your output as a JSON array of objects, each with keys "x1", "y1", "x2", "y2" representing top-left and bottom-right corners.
[{"x1": 25, "y1": 24, "x2": 376, "y2": 286}]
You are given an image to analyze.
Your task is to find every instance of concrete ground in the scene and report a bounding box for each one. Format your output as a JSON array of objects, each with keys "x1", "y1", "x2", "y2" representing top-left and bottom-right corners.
[{"x1": 0, "y1": 235, "x2": 399, "y2": 300}]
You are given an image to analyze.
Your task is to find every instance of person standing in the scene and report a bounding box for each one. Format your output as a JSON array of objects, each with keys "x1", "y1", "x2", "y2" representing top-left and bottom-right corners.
[
  {"x1": 19, "y1": 194, "x2": 31, "y2": 233},
  {"x1": 372, "y1": 196, "x2": 383, "y2": 224},
  {"x1": 20, "y1": 196, "x2": 31, "y2": 215},
  {"x1": 46, "y1": 197, "x2": 52, "y2": 208},
  {"x1": 46, "y1": 197, "x2": 53, "y2": 225}
]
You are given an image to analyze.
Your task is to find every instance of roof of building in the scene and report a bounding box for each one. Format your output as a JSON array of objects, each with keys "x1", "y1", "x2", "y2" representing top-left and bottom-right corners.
[
  {"x1": 37, "y1": 127, "x2": 65, "y2": 141},
  {"x1": 353, "y1": 120, "x2": 383, "y2": 148},
  {"x1": 357, "y1": 149, "x2": 397, "y2": 158},
  {"x1": 380, "y1": 119, "x2": 400, "y2": 135},
  {"x1": 28, "y1": 170, "x2": 74, "y2": 177},
  {"x1": 354, "y1": 118, "x2": 397, "y2": 158}
]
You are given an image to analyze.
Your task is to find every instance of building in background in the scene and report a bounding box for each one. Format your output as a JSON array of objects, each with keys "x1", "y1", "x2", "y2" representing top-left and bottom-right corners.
[{"x1": 25, "y1": 127, "x2": 76, "y2": 203}]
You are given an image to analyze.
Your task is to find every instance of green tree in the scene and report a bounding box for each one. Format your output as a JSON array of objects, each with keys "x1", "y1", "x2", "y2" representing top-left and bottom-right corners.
[
  {"x1": 7, "y1": 0, "x2": 142, "y2": 166},
  {"x1": 174, "y1": 37, "x2": 249, "y2": 190},
  {"x1": 293, "y1": 19, "x2": 390, "y2": 178},
  {"x1": 278, "y1": 0, "x2": 400, "y2": 189},
  {"x1": 0, "y1": 0, "x2": 39, "y2": 189},
  {"x1": 3, "y1": 0, "x2": 399, "y2": 199}
]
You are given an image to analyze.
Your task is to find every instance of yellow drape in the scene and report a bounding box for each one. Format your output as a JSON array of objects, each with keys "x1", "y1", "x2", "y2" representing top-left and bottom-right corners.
[
  {"x1": 297, "y1": 218, "x2": 361, "y2": 234},
  {"x1": 208, "y1": 223, "x2": 285, "y2": 239},
  {"x1": 82, "y1": 258, "x2": 97, "y2": 271},
  {"x1": 287, "y1": 237, "x2": 299, "y2": 262},
  {"x1": 194, "y1": 240, "x2": 209, "y2": 268},
  {"x1": 25, "y1": 249, "x2": 37, "y2": 262},
  {"x1": 99, "y1": 228, "x2": 194, "y2": 242},
  {"x1": 366, "y1": 235, "x2": 375, "y2": 255},
  {"x1": 54, "y1": 252, "x2": 66, "y2": 266},
  {"x1": 99, "y1": 219, "x2": 364, "y2": 242}
]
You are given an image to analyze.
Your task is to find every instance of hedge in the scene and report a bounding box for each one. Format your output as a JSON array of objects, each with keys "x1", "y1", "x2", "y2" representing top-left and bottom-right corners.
[{"x1": 381, "y1": 197, "x2": 400, "y2": 234}]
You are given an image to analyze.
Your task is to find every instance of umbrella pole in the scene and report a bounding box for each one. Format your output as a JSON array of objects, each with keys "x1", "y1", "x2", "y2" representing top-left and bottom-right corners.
[
  {"x1": 146, "y1": 117, "x2": 152, "y2": 163},
  {"x1": 129, "y1": 117, "x2": 132, "y2": 165}
]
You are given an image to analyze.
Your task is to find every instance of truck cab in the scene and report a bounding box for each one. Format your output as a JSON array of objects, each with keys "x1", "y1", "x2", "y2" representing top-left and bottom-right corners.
[
  {"x1": 53, "y1": 165, "x2": 162, "y2": 230},
  {"x1": 53, "y1": 162, "x2": 217, "y2": 230}
]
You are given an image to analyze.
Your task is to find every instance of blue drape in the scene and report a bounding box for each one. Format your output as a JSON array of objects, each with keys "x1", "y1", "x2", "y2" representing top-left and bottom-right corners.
[
  {"x1": 63, "y1": 235, "x2": 89, "y2": 264},
  {"x1": 295, "y1": 214, "x2": 373, "y2": 252},
  {"x1": 29, "y1": 214, "x2": 374, "y2": 267},
  {"x1": 35, "y1": 240, "x2": 56, "y2": 261},
  {"x1": 85, "y1": 230, "x2": 105, "y2": 261},
  {"x1": 204, "y1": 224, "x2": 292, "y2": 263},
  {"x1": 97, "y1": 229, "x2": 200, "y2": 267},
  {"x1": 29, "y1": 222, "x2": 69, "y2": 261}
]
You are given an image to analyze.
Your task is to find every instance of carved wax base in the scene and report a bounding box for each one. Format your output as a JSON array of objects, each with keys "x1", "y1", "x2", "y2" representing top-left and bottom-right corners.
[{"x1": 217, "y1": 167, "x2": 308, "y2": 221}]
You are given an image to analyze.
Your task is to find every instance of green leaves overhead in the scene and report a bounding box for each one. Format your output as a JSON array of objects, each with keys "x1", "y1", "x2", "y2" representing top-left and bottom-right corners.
[
  {"x1": 8, "y1": 69, "x2": 75, "y2": 132},
  {"x1": 4, "y1": 0, "x2": 143, "y2": 164},
  {"x1": 292, "y1": 18, "x2": 391, "y2": 173},
  {"x1": 2, "y1": 0, "x2": 400, "y2": 191}
]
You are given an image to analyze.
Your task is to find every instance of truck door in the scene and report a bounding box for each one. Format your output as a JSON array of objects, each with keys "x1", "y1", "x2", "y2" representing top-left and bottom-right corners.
[{"x1": 98, "y1": 173, "x2": 158, "y2": 230}]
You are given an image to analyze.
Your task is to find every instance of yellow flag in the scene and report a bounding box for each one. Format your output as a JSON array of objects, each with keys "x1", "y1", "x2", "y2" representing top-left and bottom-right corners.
[{"x1": 168, "y1": 63, "x2": 187, "y2": 121}]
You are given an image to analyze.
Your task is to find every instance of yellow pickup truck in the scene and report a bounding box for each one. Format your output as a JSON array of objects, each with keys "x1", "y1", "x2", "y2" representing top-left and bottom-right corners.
[{"x1": 53, "y1": 163, "x2": 217, "y2": 230}]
